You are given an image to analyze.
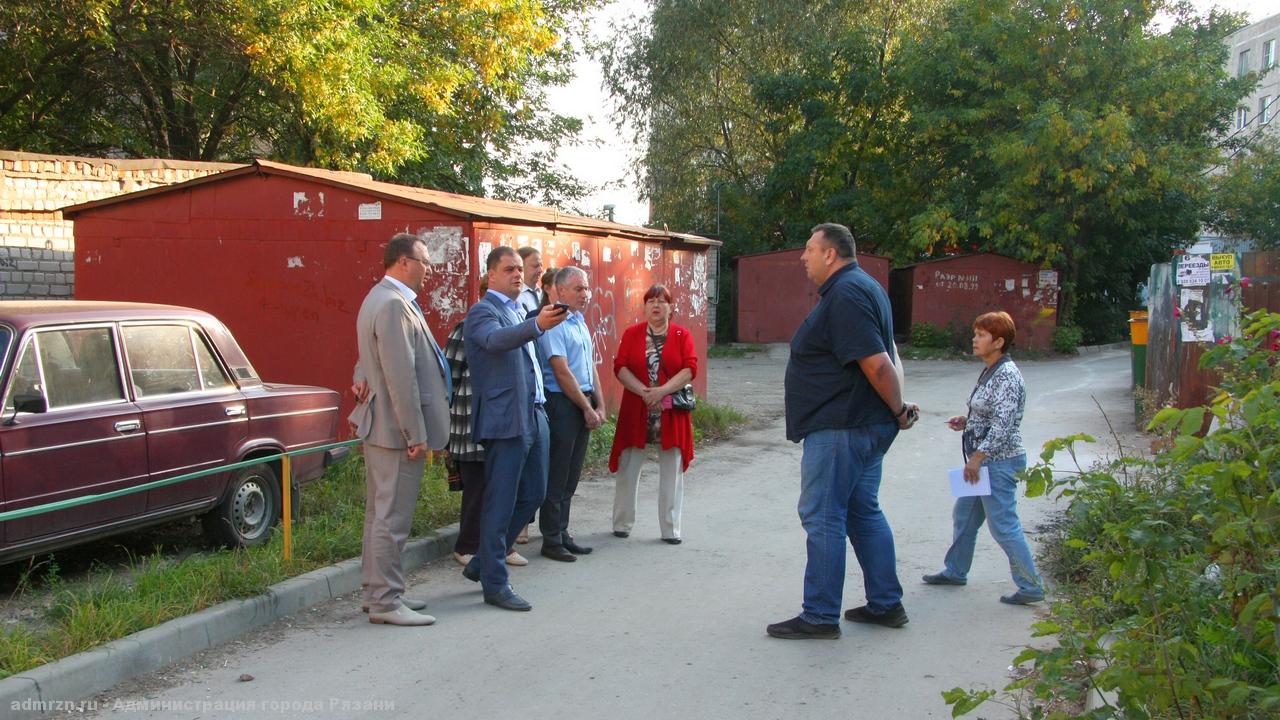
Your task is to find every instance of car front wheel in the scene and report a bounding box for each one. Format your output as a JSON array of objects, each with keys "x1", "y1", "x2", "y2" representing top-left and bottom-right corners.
[{"x1": 202, "y1": 463, "x2": 281, "y2": 548}]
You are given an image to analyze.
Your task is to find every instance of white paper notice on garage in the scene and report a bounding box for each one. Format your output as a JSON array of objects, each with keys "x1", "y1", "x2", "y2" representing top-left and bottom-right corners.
[
  {"x1": 358, "y1": 202, "x2": 382, "y2": 221},
  {"x1": 1180, "y1": 287, "x2": 1213, "y2": 342},
  {"x1": 1176, "y1": 255, "x2": 1210, "y2": 286}
]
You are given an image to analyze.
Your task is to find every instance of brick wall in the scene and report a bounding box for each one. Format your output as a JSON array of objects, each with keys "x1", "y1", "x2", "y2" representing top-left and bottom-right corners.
[{"x1": 0, "y1": 151, "x2": 239, "y2": 299}]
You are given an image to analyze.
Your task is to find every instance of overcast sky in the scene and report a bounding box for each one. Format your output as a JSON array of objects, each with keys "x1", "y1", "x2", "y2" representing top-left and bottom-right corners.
[{"x1": 547, "y1": 0, "x2": 1278, "y2": 228}]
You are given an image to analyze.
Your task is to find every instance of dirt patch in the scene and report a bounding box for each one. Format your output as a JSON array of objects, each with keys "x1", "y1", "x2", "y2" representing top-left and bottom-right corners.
[{"x1": 705, "y1": 343, "x2": 787, "y2": 424}]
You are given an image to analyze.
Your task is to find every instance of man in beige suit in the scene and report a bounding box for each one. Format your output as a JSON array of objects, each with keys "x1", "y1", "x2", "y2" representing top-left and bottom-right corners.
[{"x1": 349, "y1": 233, "x2": 452, "y2": 626}]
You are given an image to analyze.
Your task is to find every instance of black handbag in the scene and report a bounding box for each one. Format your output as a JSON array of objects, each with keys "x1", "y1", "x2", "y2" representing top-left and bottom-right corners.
[
  {"x1": 649, "y1": 326, "x2": 696, "y2": 411},
  {"x1": 669, "y1": 384, "x2": 697, "y2": 412}
]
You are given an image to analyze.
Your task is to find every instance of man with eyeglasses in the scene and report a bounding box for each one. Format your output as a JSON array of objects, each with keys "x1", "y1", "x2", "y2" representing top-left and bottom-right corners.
[
  {"x1": 461, "y1": 246, "x2": 568, "y2": 611},
  {"x1": 349, "y1": 233, "x2": 452, "y2": 626}
]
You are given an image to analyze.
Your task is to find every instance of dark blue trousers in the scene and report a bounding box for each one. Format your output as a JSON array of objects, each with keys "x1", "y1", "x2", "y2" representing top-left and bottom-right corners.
[{"x1": 468, "y1": 409, "x2": 549, "y2": 596}]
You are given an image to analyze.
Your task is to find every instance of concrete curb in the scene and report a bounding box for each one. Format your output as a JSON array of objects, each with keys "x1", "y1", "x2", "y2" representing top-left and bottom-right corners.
[{"x1": 0, "y1": 526, "x2": 459, "y2": 718}]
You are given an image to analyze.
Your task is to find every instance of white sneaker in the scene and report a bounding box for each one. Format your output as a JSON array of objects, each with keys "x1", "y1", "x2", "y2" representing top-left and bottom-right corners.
[
  {"x1": 368, "y1": 605, "x2": 435, "y2": 626},
  {"x1": 453, "y1": 552, "x2": 474, "y2": 566},
  {"x1": 506, "y1": 551, "x2": 529, "y2": 566}
]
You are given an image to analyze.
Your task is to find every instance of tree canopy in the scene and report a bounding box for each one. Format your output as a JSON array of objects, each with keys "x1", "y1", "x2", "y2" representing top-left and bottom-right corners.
[
  {"x1": 603, "y1": 0, "x2": 1252, "y2": 341},
  {"x1": 1206, "y1": 134, "x2": 1280, "y2": 249},
  {"x1": 1, "y1": 0, "x2": 600, "y2": 205}
]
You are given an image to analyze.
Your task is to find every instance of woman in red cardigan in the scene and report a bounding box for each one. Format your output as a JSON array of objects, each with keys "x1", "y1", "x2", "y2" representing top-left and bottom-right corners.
[{"x1": 609, "y1": 284, "x2": 698, "y2": 544}]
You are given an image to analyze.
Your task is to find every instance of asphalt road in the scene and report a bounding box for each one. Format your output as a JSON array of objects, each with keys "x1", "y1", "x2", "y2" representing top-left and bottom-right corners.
[{"x1": 64, "y1": 345, "x2": 1139, "y2": 720}]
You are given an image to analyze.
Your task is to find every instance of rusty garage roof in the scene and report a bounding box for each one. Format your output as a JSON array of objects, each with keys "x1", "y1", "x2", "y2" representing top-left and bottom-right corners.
[{"x1": 62, "y1": 158, "x2": 719, "y2": 247}]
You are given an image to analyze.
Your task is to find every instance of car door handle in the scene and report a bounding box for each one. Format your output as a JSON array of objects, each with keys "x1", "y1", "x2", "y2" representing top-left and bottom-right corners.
[
  {"x1": 225, "y1": 406, "x2": 246, "y2": 417},
  {"x1": 114, "y1": 420, "x2": 141, "y2": 433}
]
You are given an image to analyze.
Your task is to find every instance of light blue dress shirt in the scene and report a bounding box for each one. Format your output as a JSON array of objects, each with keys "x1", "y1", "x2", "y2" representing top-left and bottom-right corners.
[{"x1": 537, "y1": 311, "x2": 595, "y2": 394}]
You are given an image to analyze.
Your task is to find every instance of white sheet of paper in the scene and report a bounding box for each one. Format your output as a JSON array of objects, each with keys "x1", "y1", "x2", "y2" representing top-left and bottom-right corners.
[{"x1": 949, "y1": 466, "x2": 991, "y2": 497}]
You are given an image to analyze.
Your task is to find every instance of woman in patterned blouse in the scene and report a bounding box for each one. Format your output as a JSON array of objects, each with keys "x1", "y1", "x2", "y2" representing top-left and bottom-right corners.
[{"x1": 922, "y1": 311, "x2": 1046, "y2": 605}]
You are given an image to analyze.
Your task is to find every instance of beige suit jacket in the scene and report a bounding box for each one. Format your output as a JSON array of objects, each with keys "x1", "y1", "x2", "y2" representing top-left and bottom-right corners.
[{"x1": 348, "y1": 278, "x2": 450, "y2": 450}]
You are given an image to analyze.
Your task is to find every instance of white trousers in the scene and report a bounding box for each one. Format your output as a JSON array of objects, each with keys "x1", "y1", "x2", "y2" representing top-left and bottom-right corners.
[{"x1": 612, "y1": 447, "x2": 684, "y2": 540}]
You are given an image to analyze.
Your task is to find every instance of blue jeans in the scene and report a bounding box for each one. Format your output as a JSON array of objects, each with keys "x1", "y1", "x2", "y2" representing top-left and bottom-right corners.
[
  {"x1": 468, "y1": 409, "x2": 549, "y2": 596},
  {"x1": 797, "y1": 422, "x2": 902, "y2": 625},
  {"x1": 941, "y1": 454, "x2": 1044, "y2": 595}
]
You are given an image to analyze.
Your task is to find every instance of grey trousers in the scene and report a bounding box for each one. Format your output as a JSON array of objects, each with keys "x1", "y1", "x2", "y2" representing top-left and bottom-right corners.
[
  {"x1": 361, "y1": 444, "x2": 425, "y2": 613},
  {"x1": 612, "y1": 447, "x2": 684, "y2": 540}
]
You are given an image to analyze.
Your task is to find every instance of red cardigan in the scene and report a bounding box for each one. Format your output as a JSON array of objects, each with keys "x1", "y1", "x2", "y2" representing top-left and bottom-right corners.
[{"x1": 608, "y1": 321, "x2": 698, "y2": 472}]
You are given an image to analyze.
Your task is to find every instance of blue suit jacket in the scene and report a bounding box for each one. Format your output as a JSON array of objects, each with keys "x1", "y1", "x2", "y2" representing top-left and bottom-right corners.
[{"x1": 464, "y1": 292, "x2": 543, "y2": 441}]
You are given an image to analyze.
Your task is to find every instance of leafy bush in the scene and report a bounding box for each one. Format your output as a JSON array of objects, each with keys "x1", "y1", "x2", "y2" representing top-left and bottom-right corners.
[
  {"x1": 910, "y1": 321, "x2": 956, "y2": 349},
  {"x1": 1052, "y1": 325, "x2": 1083, "y2": 354},
  {"x1": 947, "y1": 309, "x2": 1280, "y2": 718}
]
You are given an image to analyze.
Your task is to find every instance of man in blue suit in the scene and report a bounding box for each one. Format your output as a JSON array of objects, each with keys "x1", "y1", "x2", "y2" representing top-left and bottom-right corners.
[{"x1": 462, "y1": 246, "x2": 568, "y2": 611}]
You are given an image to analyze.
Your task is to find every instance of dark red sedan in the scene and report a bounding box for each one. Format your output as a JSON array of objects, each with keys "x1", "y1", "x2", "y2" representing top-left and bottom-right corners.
[{"x1": 0, "y1": 301, "x2": 345, "y2": 562}]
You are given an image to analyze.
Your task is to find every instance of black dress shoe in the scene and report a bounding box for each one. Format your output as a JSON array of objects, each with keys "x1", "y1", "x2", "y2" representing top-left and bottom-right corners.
[
  {"x1": 540, "y1": 545, "x2": 577, "y2": 562},
  {"x1": 662, "y1": 537, "x2": 682, "y2": 545},
  {"x1": 613, "y1": 530, "x2": 629, "y2": 538},
  {"x1": 843, "y1": 603, "x2": 909, "y2": 628},
  {"x1": 484, "y1": 588, "x2": 532, "y2": 612},
  {"x1": 563, "y1": 538, "x2": 593, "y2": 555},
  {"x1": 461, "y1": 563, "x2": 480, "y2": 582},
  {"x1": 766, "y1": 615, "x2": 840, "y2": 640}
]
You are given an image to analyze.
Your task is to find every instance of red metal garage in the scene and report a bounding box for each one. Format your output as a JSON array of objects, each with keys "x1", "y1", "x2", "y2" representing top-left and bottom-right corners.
[
  {"x1": 890, "y1": 254, "x2": 1059, "y2": 350},
  {"x1": 64, "y1": 159, "x2": 717, "y2": 428},
  {"x1": 733, "y1": 247, "x2": 891, "y2": 343}
]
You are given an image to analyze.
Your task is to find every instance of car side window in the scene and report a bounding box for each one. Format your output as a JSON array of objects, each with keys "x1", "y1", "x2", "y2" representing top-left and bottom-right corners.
[
  {"x1": 5, "y1": 339, "x2": 43, "y2": 411},
  {"x1": 123, "y1": 325, "x2": 201, "y2": 397},
  {"x1": 5, "y1": 328, "x2": 126, "y2": 410},
  {"x1": 193, "y1": 331, "x2": 233, "y2": 390}
]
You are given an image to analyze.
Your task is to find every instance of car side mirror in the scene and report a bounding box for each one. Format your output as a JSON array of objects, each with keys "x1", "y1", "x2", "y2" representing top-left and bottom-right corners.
[{"x1": 13, "y1": 393, "x2": 47, "y2": 414}]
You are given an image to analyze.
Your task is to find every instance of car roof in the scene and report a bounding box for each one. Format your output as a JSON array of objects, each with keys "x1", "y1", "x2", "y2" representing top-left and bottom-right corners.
[{"x1": 0, "y1": 301, "x2": 214, "y2": 332}]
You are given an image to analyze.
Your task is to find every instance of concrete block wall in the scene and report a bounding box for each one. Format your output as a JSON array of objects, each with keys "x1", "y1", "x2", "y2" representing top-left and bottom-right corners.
[
  {"x1": 0, "y1": 247, "x2": 75, "y2": 299},
  {"x1": 0, "y1": 151, "x2": 239, "y2": 299}
]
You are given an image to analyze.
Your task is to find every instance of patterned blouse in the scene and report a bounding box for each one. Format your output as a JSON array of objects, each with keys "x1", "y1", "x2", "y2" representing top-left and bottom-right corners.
[
  {"x1": 962, "y1": 356, "x2": 1025, "y2": 461},
  {"x1": 645, "y1": 329, "x2": 665, "y2": 444},
  {"x1": 444, "y1": 321, "x2": 483, "y2": 463}
]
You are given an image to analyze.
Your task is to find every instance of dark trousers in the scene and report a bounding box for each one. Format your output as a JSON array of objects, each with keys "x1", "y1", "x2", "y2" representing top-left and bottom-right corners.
[
  {"x1": 453, "y1": 460, "x2": 486, "y2": 555},
  {"x1": 539, "y1": 392, "x2": 591, "y2": 547},
  {"x1": 466, "y1": 409, "x2": 549, "y2": 596}
]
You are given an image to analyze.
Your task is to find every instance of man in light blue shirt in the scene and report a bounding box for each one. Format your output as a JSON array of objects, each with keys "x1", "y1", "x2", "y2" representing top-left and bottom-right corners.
[{"x1": 535, "y1": 266, "x2": 606, "y2": 561}]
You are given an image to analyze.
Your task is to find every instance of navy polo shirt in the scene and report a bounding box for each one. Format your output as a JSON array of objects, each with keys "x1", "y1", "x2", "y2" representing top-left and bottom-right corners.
[{"x1": 784, "y1": 261, "x2": 897, "y2": 442}]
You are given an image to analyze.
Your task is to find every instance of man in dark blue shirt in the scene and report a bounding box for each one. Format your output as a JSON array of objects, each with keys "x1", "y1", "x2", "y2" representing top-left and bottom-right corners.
[{"x1": 767, "y1": 223, "x2": 920, "y2": 640}]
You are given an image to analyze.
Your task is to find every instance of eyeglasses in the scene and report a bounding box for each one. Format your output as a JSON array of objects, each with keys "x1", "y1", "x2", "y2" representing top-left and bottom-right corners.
[{"x1": 405, "y1": 255, "x2": 429, "y2": 267}]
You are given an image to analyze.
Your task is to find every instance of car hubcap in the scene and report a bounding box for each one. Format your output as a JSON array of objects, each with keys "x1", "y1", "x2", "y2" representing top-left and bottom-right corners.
[{"x1": 232, "y1": 478, "x2": 268, "y2": 539}]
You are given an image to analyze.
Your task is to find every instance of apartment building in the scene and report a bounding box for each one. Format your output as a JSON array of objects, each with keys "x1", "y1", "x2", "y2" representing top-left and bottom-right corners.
[{"x1": 1227, "y1": 12, "x2": 1280, "y2": 140}]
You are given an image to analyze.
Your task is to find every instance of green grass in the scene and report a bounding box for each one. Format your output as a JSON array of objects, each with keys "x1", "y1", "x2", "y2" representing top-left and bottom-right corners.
[
  {"x1": 0, "y1": 457, "x2": 458, "y2": 679},
  {"x1": 691, "y1": 401, "x2": 747, "y2": 442},
  {"x1": 583, "y1": 416, "x2": 619, "y2": 473},
  {"x1": 707, "y1": 344, "x2": 766, "y2": 359}
]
